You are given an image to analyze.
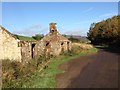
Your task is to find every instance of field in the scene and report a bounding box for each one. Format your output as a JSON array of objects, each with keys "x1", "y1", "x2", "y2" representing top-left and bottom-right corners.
[{"x1": 14, "y1": 34, "x2": 36, "y2": 41}]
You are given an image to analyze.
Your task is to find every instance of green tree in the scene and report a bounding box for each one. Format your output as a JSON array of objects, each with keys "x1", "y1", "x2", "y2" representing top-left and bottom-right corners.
[
  {"x1": 87, "y1": 15, "x2": 120, "y2": 45},
  {"x1": 32, "y1": 34, "x2": 44, "y2": 40}
]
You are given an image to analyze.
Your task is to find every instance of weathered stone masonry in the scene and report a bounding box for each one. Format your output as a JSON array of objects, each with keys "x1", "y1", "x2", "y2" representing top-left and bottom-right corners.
[
  {"x1": 36, "y1": 23, "x2": 72, "y2": 57},
  {"x1": 0, "y1": 23, "x2": 71, "y2": 62},
  {"x1": 0, "y1": 26, "x2": 22, "y2": 62},
  {"x1": 0, "y1": 26, "x2": 36, "y2": 62}
]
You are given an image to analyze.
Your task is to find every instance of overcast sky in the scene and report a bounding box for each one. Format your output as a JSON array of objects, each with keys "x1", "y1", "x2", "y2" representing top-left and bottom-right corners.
[{"x1": 2, "y1": 2, "x2": 118, "y2": 36}]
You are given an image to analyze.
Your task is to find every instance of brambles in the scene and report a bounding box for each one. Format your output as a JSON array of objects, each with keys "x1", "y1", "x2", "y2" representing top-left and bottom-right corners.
[{"x1": 2, "y1": 55, "x2": 48, "y2": 88}]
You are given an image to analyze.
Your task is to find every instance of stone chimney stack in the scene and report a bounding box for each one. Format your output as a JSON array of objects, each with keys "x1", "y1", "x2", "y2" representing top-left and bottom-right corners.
[{"x1": 49, "y1": 22, "x2": 57, "y2": 33}]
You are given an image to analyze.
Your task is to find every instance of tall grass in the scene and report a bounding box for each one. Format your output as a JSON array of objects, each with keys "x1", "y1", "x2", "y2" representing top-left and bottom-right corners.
[
  {"x1": 2, "y1": 56, "x2": 46, "y2": 88},
  {"x1": 21, "y1": 47, "x2": 97, "y2": 88},
  {"x1": 2, "y1": 46, "x2": 97, "y2": 88}
]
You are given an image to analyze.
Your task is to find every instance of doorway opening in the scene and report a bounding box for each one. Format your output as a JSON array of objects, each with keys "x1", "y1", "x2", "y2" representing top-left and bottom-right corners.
[
  {"x1": 46, "y1": 42, "x2": 50, "y2": 46},
  {"x1": 67, "y1": 42, "x2": 70, "y2": 51},
  {"x1": 32, "y1": 44, "x2": 36, "y2": 58}
]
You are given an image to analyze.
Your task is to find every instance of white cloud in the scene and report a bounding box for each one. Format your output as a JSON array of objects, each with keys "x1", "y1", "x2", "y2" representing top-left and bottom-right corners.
[
  {"x1": 83, "y1": 7, "x2": 93, "y2": 13},
  {"x1": 13, "y1": 24, "x2": 48, "y2": 36},
  {"x1": 78, "y1": 12, "x2": 117, "y2": 26},
  {"x1": 99, "y1": 12, "x2": 117, "y2": 18}
]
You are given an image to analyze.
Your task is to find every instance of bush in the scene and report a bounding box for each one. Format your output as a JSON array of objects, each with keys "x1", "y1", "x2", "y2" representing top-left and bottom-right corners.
[
  {"x1": 2, "y1": 60, "x2": 22, "y2": 87},
  {"x1": 2, "y1": 55, "x2": 48, "y2": 88}
]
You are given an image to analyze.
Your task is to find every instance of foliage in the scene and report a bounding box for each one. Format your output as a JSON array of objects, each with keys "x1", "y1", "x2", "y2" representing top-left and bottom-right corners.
[
  {"x1": 68, "y1": 36, "x2": 80, "y2": 42},
  {"x1": 2, "y1": 56, "x2": 46, "y2": 88},
  {"x1": 32, "y1": 34, "x2": 44, "y2": 40},
  {"x1": 62, "y1": 34, "x2": 67, "y2": 37},
  {"x1": 87, "y1": 16, "x2": 120, "y2": 45},
  {"x1": 2, "y1": 45, "x2": 97, "y2": 88},
  {"x1": 68, "y1": 36, "x2": 90, "y2": 43}
]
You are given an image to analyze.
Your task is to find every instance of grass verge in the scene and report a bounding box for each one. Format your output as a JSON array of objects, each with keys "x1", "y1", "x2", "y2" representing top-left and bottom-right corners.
[{"x1": 22, "y1": 48, "x2": 98, "y2": 88}]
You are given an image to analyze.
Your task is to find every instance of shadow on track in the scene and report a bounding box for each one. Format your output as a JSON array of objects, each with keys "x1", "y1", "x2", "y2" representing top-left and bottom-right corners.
[{"x1": 94, "y1": 45, "x2": 120, "y2": 55}]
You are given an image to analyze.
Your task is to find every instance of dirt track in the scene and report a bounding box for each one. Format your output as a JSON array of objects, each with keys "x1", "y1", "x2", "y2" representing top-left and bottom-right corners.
[{"x1": 56, "y1": 48, "x2": 119, "y2": 88}]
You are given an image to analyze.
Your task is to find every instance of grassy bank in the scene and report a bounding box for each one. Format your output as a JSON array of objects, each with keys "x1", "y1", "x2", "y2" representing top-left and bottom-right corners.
[
  {"x1": 2, "y1": 44, "x2": 97, "y2": 88},
  {"x1": 14, "y1": 34, "x2": 36, "y2": 41},
  {"x1": 21, "y1": 48, "x2": 98, "y2": 88}
]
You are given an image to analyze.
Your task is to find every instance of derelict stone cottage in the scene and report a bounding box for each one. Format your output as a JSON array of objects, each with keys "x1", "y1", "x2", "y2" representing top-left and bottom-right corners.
[
  {"x1": 0, "y1": 26, "x2": 36, "y2": 62},
  {"x1": 35, "y1": 23, "x2": 72, "y2": 57},
  {"x1": 0, "y1": 23, "x2": 71, "y2": 62}
]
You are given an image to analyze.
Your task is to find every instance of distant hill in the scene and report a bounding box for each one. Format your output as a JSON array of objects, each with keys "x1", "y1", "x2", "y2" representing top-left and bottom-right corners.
[
  {"x1": 14, "y1": 33, "x2": 90, "y2": 43},
  {"x1": 62, "y1": 34, "x2": 90, "y2": 43}
]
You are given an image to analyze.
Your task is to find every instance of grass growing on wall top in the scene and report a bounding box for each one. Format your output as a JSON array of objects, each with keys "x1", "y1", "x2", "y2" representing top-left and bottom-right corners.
[{"x1": 14, "y1": 34, "x2": 36, "y2": 41}]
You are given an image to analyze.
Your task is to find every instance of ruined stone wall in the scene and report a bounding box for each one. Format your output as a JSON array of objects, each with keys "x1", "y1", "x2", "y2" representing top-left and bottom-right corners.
[
  {"x1": 36, "y1": 40, "x2": 72, "y2": 57},
  {"x1": 0, "y1": 27, "x2": 4, "y2": 60},
  {"x1": 36, "y1": 41, "x2": 61, "y2": 56},
  {"x1": 31, "y1": 42, "x2": 37, "y2": 58},
  {"x1": 63, "y1": 41, "x2": 68, "y2": 51},
  {"x1": 35, "y1": 40, "x2": 45, "y2": 56},
  {"x1": 51, "y1": 41, "x2": 62, "y2": 56},
  {"x1": 68, "y1": 41, "x2": 72, "y2": 51},
  {"x1": 50, "y1": 41, "x2": 72, "y2": 56},
  {"x1": 62, "y1": 41, "x2": 72, "y2": 52},
  {"x1": 0, "y1": 27, "x2": 22, "y2": 62},
  {"x1": 20, "y1": 41, "x2": 32, "y2": 62}
]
